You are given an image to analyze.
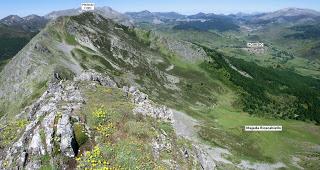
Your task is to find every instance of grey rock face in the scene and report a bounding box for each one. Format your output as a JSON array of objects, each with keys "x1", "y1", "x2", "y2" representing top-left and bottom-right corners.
[
  {"x1": 19, "y1": 151, "x2": 28, "y2": 167},
  {"x1": 151, "y1": 32, "x2": 208, "y2": 62},
  {"x1": 41, "y1": 112, "x2": 55, "y2": 154},
  {"x1": 28, "y1": 127, "x2": 46, "y2": 156}
]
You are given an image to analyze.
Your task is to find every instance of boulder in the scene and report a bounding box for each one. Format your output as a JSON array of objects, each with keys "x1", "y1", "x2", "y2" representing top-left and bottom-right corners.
[
  {"x1": 75, "y1": 70, "x2": 117, "y2": 87},
  {"x1": 127, "y1": 86, "x2": 173, "y2": 122},
  {"x1": 28, "y1": 127, "x2": 46, "y2": 156},
  {"x1": 56, "y1": 114, "x2": 76, "y2": 157},
  {"x1": 41, "y1": 112, "x2": 56, "y2": 154}
]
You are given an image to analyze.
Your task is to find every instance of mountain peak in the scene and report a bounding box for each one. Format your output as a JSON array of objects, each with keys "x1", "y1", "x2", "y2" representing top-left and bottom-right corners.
[
  {"x1": 3, "y1": 14, "x2": 22, "y2": 20},
  {"x1": 0, "y1": 15, "x2": 23, "y2": 25},
  {"x1": 141, "y1": 10, "x2": 152, "y2": 14},
  {"x1": 23, "y1": 14, "x2": 42, "y2": 20},
  {"x1": 45, "y1": 6, "x2": 132, "y2": 26}
]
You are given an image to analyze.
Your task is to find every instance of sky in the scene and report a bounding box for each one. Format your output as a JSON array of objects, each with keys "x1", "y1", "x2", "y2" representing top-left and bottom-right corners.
[{"x1": 1, "y1": 0, "x2": 320, "y2": 18}]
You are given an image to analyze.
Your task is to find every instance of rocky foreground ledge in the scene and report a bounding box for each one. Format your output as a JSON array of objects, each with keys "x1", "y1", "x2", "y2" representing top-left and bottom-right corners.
[{"x1": 0, "y1": 70, "x2": 216, "y2": 170}]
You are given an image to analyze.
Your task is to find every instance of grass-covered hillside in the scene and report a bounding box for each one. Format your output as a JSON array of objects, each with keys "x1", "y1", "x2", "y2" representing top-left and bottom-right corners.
[{"x1": 201, "y1": 47, "x2": 320, "y2": 123}]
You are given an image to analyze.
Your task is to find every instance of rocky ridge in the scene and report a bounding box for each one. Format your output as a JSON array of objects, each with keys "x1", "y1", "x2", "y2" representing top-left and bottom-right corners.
[{"x1": 0, "y1": 70, "x2": 216, "y2": 169}]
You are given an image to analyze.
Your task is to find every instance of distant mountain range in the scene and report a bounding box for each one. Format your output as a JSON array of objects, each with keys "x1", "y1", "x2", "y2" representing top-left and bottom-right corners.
[
  {"x1": 1, "y1": 7, "x2": 319, "y2": 29},
  {"x1": 0, "y1": 14, "x2": 48, "y2": 32},
  {"x1": 126, "y1": 8, "x2": 320, "y2": 25},
  {"x1": 125, "y1": 11, "x2": 185, "y2": 24},
  {"x1": 0, "y1": 6, "x2": 132, "y2": 31},
  {"x1": 241, "y1": 8, "x2": 320, "y2": 25}
]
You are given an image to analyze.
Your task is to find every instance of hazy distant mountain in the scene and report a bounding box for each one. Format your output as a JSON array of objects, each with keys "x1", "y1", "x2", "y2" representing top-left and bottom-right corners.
[
  {"x1": 126, "y1": 10, "x2": 242, "y2": 30},
  {"x1": 187, "y1": 12, "x2": 209, "y2": 19},
  {"x1": 246, "y1": 8, "x2": 320, "y2": 24},
  {"x1": 125, "y1": 10, "x2": 154, "y2": 19},
  {"x1": 259, "y1": 8, "x2": 320, "y2": 20},
  {"x1": 126, "y1": 10, "x2": 158, "y2": 23},
  {"x1": 153, "y1": 12, "x2": 185, "y2": 20},
  {"x1": 0, "y1": 14, "x2": 48, "y2": 32},
  {"x1": 126, "y1": 11, "x2": 186, "y2": 24}
]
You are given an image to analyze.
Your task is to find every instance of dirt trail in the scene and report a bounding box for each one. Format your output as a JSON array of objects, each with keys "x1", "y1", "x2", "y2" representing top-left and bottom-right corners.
[
  {"x1": 172, "y1": 109, "x2": 287, "y2": 170},
  {"x1": 172, "y1": 110, "x2": 232, "y2": 166}
]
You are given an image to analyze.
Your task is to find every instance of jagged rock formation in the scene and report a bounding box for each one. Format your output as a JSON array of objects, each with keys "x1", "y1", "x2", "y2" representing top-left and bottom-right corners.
[
  {"x1": 1, "y1": 79, "x2": 85, "y2": 169},
  {"x1": 123, "y1": 86, "x2": 173, "y2": 122},
  {"x1": 151, "y1": 128, "x2": 217, "y2": 170},
  {"x1": 0, "y1": 70, "x2": 115, "y2": 168},
  {"x1": 150, "y1": 31, "x2": 209, "y2": 62}
]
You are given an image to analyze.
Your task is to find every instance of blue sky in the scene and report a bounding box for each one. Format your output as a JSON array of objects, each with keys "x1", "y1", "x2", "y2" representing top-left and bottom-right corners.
[{"x1": 1, "y1": 0, "x2": 320, "y2": 18}]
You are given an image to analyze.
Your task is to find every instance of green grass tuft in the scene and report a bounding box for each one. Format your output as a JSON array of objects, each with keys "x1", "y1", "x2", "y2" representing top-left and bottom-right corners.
[{"x1": 73, "y1": 123, "x2": 88, "y2": 146}]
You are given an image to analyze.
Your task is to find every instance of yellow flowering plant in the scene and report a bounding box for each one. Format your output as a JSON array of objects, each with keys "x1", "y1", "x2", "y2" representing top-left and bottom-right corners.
[
  {"x1": 76, "y1": 146, "x2": 112, "y2": 169},
  {"x1": 96, "y1": 123, "x2": 115, "y2": 138}
]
